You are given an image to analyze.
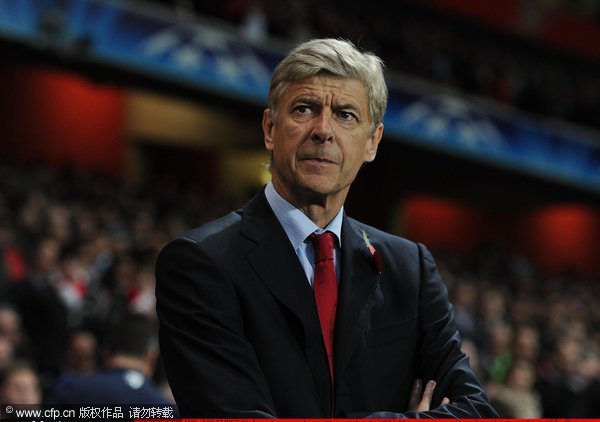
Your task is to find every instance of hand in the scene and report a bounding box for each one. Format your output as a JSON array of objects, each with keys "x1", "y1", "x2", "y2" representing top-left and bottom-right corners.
[{"x1": 409, "y1": 379, "x2": 451, "y2": 412}]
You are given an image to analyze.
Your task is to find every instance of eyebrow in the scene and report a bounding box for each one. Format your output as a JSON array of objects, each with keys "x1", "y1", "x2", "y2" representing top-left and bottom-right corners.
[
  {"x1": 292, "y1": 96, "x2": 320, "y2": 105},
  {"x1": 334, "y1": 103, "x2": 360, "y2": 112},
  {"x1": 292, "y1": 97, "x2": 361, "y2": 112}
]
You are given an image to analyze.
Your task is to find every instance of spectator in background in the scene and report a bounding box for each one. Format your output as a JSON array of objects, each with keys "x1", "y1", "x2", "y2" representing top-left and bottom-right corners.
[
  {"x1": 15, "y1": 192, "x2": 48, "y2": 263},
  {"x1": 45, "y1": 313, "x2": 176, "y2": 411},
  {"x1": 581, "y1": 349, "x2": 600, "y2": 417},
  {"x1": 0, "y1": 361, "x2": 42, "y2": 405},
  {"x1": 512, "y1": 324, "x2": 541, "y2": 362},
  {"x1": 481, "y1": 321, "x2": 514, "y2": 383},
  {"x1": 537, "y1": 337, "x2": 594, "y2": 417},
  {"x1": 479, "y1": 287, "x2": 508, "y2": 328},
  {"x1": 0, "y1": 304, "x2": 28, "y2": 362},
  {"x1": 449, "y1": 277, "x2": 480, "y2": 344},
  {"x1": 63, "y1": 329, "x2": 98, "y2": 375},
  {"x1": 53, "y1": 251, "x2": 90, "y2": 327},
  {"x1": 489, "y1": 358, "x2": 542, "y2": 418},
  {"x1": 0, "y1": 220, "x2": 27, "y2": 287},
  {"x1": 126, "y1": 263, "x2": 158, "y2": 319},
  {"x1": 11, "y1": 237, "x2": 68, "y2": 389}
]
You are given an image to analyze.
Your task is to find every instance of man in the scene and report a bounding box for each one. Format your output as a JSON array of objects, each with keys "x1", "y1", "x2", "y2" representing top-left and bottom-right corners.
[
  {"x1": 46, "y1": 314, "x2": 176, "y2": 412},
  {"x1": 156, "y1": 38, "x2": 497, "y2": 418}
]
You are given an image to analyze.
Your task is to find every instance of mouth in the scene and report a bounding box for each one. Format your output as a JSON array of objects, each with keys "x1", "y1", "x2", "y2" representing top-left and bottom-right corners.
[{"x1": 299, "y1": 156, "x2": 335, "y2": 164}]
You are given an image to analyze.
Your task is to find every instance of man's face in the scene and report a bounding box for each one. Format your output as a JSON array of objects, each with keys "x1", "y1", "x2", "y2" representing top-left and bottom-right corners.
[
  {"x1": 1, "y1": 369, "x2": 41, "y2": 405},
  {"x1": 263, "y1": 75, "x2": 383, "y2": 206}
]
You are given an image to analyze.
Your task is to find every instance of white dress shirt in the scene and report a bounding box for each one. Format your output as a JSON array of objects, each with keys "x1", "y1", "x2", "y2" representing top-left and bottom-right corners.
[{"x1": 264, "y1": 181, "x2": 342, "y2": 286}]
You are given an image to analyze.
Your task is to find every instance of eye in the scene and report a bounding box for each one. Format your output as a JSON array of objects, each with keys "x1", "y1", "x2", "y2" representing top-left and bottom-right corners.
[
  {"x1": 293, "y1": 105, "x2": 312, "y2": 114},
  {"x1": 337, "y1": 110, "x2": 357, "y2": 122}
]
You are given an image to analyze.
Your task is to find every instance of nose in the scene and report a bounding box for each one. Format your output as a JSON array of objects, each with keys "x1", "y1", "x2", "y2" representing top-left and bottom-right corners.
[{"x1": 311, "y1": 111, "x2": 334, "y2": 143}]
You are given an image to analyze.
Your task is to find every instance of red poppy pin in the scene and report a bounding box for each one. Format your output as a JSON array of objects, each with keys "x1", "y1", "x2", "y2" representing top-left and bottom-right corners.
[{"x1": 362, "y1": 230, "x2": 382, "y2": 274}]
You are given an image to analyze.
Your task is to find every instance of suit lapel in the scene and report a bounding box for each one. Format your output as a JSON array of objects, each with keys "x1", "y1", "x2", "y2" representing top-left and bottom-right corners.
[
  {"x1": 241, "y1": 190, "x2": 331, "y2": 407},
  {"x1": 334, "y1": 217, "x2": 382, "y2": 380}
]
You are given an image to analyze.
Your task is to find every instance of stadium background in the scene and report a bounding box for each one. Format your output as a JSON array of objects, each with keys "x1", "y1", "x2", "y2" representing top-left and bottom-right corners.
[{"x1": 0, "y1": 0, "x2": 598, "y2": 417}]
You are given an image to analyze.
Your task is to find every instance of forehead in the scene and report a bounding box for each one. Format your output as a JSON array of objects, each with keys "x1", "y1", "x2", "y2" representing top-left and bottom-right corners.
[{"x1": 282, "y1": 75, "x2": 368, "y2": 106}]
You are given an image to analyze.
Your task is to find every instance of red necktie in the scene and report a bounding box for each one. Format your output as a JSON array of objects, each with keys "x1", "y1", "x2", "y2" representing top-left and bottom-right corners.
[{"x1": 310, "y1": 231, "x2": 338, "y2": 383}]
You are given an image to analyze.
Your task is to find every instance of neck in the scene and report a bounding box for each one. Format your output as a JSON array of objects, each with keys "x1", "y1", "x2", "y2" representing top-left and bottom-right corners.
[
  {"x1": 301, "y1": 202, "x2": 342, "y2": 228},
  {"x1": 271, "y1": 180, "x2": 345, "y2": 228},
  {"x1": 106, "y1": 355, "x2": 150, "y2": 377}
]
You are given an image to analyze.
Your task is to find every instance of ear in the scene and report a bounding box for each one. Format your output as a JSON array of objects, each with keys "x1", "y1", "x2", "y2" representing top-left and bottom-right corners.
[
  {"x1": 364, "y1": 123, "x2": 383, "y2": 163},
  {"x1": 262, "y1": 108, "x2": 275, "y2": 152},
  {"x1": 142, "y1": 346, "x2": 159, "y2": 378}
]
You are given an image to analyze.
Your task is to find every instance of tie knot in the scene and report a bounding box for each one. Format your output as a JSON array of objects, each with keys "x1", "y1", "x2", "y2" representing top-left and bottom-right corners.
[{"x1": 309, "y1": 231, "x2": 335, "y2": 262}]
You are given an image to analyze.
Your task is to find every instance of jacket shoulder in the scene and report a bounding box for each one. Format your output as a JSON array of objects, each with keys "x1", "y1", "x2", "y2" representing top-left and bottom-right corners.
[
  {"x1": 346, "y1": 217, "x2": 419, "y2": 251},
  {"x1": 172, "y1": 188, "x2": 270, "y2": 247},
  {"x1": 179, "y1": 210, "x2": 243, "y2": 245},
  {"x1": 156, "y1": 210, "x2": 243, "y2": 267}
]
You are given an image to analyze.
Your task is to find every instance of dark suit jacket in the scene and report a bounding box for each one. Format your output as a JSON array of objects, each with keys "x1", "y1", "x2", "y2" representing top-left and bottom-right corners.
[{"x1": 155, "y1": 189, "x2": 497, "y2": 418}]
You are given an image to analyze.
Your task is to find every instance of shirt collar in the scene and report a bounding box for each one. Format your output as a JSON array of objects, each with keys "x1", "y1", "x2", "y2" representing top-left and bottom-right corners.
[{"x1": 264, "y1": 181, "x2": 343, "y2": 250}]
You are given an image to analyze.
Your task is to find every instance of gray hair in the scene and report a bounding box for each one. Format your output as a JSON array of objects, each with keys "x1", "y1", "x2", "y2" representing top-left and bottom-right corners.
[{"x1": 268, "y1": 38, "x2": 388, "y2": 132}]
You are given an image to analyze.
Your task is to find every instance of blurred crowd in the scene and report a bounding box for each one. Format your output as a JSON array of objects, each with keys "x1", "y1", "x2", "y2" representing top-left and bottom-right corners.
[
  {"x1": 160, "y1": 0, "x2": 600, "y2": 131},
  {"x1": 0, "y1": 163, "x2": 234, "y2": 408},
  {"x1": 0, "y1": 162, "x2": 598, "y2": 417},
  {"x1": 437, "y1": 249, "x2": 599, "y2": 417}
]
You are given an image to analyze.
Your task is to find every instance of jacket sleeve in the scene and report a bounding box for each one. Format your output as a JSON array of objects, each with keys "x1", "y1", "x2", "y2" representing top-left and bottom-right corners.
[
  {"x1": 155, "y1": 236, "x2": 276, "y2": 418},
  {"x1": 359, "y1": 243, "x2": 498, "y2": 418}
]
